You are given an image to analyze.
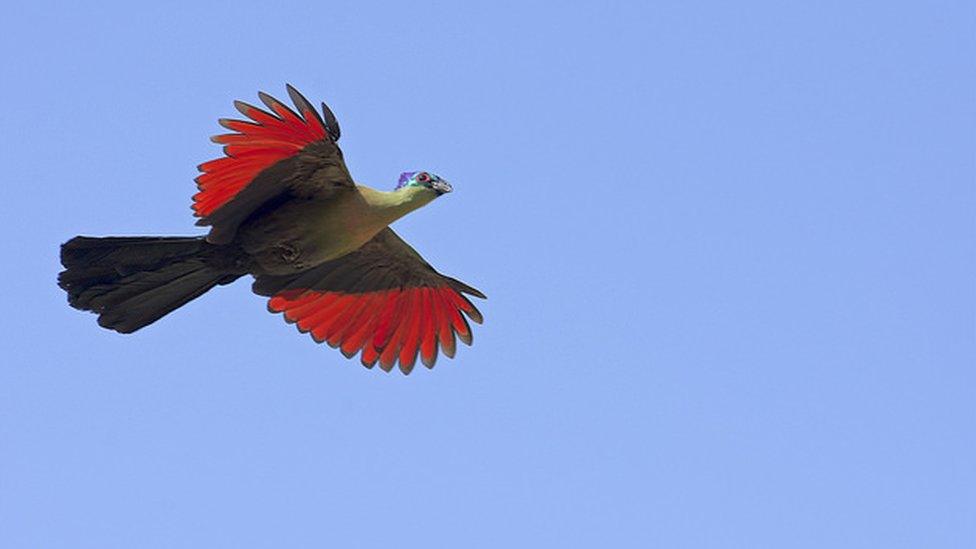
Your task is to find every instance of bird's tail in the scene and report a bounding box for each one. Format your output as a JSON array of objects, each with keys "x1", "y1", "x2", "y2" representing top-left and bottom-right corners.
[{"x1": 58, "y1": 236, "x2": 243, "y2": 333}]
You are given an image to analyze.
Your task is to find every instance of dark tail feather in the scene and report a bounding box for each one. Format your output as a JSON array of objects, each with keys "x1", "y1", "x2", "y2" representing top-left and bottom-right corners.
[{"x1": 58, "y1": 236, "x2": 240, "y2": 333}]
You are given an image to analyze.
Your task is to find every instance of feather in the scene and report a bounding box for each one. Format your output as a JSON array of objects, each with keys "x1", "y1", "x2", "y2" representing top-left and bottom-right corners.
[
  {"x1": 420, "y1": 289, "x2": 439, "y2": 368},
  {"x1": 434, "y1": 290, "x2": 457, "y2": 358},
  {"x1": 398, "y1": 291, "x2": 425, "y2": 374},
  {"x1": 320, "y1": 101, "x2": 341, "y2": 141},
  {"x1": 286, "y1": 84, "x2": 328, "y2": 132}
]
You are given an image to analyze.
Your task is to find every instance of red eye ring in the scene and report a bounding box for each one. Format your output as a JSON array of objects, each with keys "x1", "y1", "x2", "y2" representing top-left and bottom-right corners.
[{"x1": 417, "y1": 173, "x2": 430, "y2": 182}]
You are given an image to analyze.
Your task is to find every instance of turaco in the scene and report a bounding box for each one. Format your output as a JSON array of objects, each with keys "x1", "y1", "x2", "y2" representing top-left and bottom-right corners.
[{"x1": 58, "y1": 85, "x2": 485, "y2": 374}]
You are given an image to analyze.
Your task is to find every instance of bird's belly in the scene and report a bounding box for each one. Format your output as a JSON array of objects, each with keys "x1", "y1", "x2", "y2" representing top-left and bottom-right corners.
[{"x1": 238, "y1": 194, "x2": 384, "y2": 275}]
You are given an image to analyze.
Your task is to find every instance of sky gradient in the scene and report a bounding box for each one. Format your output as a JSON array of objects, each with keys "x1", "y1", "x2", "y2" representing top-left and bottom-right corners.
[{"x1": 1, "y1": 1, "x2": 973, "y2": 547}]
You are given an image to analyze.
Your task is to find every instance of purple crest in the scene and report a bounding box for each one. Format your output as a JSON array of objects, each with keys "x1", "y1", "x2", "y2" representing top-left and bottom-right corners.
[{"x1": 396, "y1": 171, "x2": 418, "y2": 190}]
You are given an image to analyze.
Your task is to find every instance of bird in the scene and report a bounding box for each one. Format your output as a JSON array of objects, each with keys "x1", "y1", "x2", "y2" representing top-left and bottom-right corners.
[{"x1": 58, "y1": 85, "x2": 485, "y2": 374}]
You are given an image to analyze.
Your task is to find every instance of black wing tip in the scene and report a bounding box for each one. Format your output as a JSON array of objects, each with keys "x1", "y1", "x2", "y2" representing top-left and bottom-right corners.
[
  {"x1": 265, "y1": 85, "x2": 337, "y2": 139},
  {"x1": 233, "y1": 99, "x2": 268, "y2": 119},
  {"x1": 320, "y1": 101, "x2": 341, "y2": 141},
  {"x1": 257, "y1": 90, "x2": 301, "y2": 121},
  {"x1": 464, "y1": 305, "x2": 484, "y2": 325},
  {"x1": 284, "y1": 83, "x2": 304, "y2": 101},
  {"x1": 285, "y1": 84, "x2": 327, "y2": 129},
  {"x1": 217, "y1": 117, "x2": 258, "y2": 131},
  {"x1": 421, "y1": 345, "x2": 439, "y2": 369},
  {"x1": 448, "y1": 277, "x2": 486, "y2": 300},
  {"x1": 256, "y1": 90, "x2": 276, "y2": 107},
  {"x1": 458, "y1": 319, "x2": 474, "y2": 346}
]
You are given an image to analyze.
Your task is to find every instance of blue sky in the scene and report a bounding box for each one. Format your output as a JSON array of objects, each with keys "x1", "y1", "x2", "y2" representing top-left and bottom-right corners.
[{"x1": 1, "y1": 1, "x2": 973, "y2": 547}]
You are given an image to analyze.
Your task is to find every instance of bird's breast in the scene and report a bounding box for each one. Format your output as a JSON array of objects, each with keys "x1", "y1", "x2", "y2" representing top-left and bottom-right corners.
[{"x1": 237, "y1": 189, "x2": 388, "y2": 274}]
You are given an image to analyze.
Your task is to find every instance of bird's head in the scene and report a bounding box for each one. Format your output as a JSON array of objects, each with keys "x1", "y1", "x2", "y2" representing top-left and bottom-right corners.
[{"x1": 395, "y1": 171, "x2": 452, "y2": 196}]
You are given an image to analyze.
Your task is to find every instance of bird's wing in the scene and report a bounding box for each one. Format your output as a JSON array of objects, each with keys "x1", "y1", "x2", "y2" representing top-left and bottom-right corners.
[
  {"x1": 252, "y1": 228, "x2": 486, "y2": 374},
  {"x1": 193, "y1": 85, "x2": 352, "y2": 243}
]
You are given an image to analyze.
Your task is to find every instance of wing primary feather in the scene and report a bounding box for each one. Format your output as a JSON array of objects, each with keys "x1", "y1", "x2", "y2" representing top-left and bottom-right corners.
[
  {"x1": 354, "y1": 290, "x2": 399, "y2": 368},
  {"x1": 379, "y1": 291, "x2": 416, "y2": 372},
  {"x1": 439, "y1": 289, "x2": 472, "y2": 346},
  {"x1": 446, "y1": 289, "x2": 484, "y2": 324},
  {"x1": 324, "y1": 294, "x2": 370, "y2": 348},
  {"x1": 320, "y1": 102, "x2": 341, "y2": 141},
  {"x1": 337, "y1": 292, "x2": 385, "y2": 352},
  {"x1": 269, "y1": 291, "x2": 318, "y2": 314},
  {"x1": 292, "y1": 293, "x2": 342, "y2": 332},
  {"x1": 217, "y1": 118, "x2": 258, "y2": 131},
  {"x1": 433, "y1": 290, "x2": 457, "y2": 358},
  {"x1": 257, "y1": 91, "x2": 303, "y2": 125},
  {"x1": 233, "y1": 100, "x2": 261, "y2": 119},
  {"x1": 398, "y1": 291, "x2": 425, "y2": 374},
  {"x1": 420, "y1": 289, "x2": 439, "y2": 369},
  {"x1": 372, "y1": 290, "x2": 406, "y2": 351},
  {"x1": 286, "y1": 84, "x2": 327, "y2": 131},
  {"x1": 278, "y1": 293, "x2": 328, "y2": 321},
  {"x1": 447, "y1": 277, "x2": 486, "y2": 299},
  {"x1": 361, "y1": 343, "x2": 380, "y2": 368},
  {"x1": 233, "y1": 100, "x2": 280, "y2": 125},
  {"x1": 307, "y1": 294, "x2": 357, "y2": 342},
  {"x1": 286, "y1": 293, "x2": 338, "y2": 324},
  {"x1": 340, "y1": 293, "x2": 384, "y2": 358}
]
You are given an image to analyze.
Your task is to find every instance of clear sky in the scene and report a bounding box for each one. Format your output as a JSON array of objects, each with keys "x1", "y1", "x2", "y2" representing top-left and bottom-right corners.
[{"x1": 1, "y1": 1, "x2": 973, "y2": 547}]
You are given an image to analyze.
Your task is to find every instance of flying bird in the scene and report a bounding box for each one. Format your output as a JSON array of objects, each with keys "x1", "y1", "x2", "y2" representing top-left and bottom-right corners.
[{"x1": 58, "y1": 85, "x2": 485, "y2": 374}]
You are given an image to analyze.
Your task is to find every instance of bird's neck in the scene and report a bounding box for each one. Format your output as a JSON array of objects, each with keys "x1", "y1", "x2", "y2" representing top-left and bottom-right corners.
[{"x1": 358, "y1": 185, "x2": 435, "y2": 226}]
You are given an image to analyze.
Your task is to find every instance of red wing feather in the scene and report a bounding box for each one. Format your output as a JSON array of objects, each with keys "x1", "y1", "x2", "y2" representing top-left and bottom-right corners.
[
  {"x1": 433, "y1": 290, "x2": 458, "y2": 358},
  {"x1": 267, "y1": 285, "x2": 482, "y2": 374},
  {"x1": 193, "y1": 87, "x2": 329, "y2": 218},
  {"x1": 419, "y1": 289, "x2": 438, "y2": 368},
  {"x1": 361, "y1": 344, "x2": 380, "y2": 369},
  {"x1": 337, "y1": 292, "x2": 384, "y2": 353},
  {"x1": 377, "y1": 308, "x2": 407, "y2": 371},
  {"x1": 398, "y1": 292, "x2": 425, "y2": 373},
  {"x1": 308, "y1": 295, "x2": 357, "y2": 343}
]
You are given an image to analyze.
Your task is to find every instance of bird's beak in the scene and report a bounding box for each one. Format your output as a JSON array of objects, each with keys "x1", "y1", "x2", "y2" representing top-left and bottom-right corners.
[{"x1": 432, "y1": 179, "x2": 453, "y2": 195}]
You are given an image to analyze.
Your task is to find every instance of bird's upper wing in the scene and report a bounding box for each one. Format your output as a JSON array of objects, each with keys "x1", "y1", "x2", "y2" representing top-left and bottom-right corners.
[
  {"x1": 193, "y1": 85, "x2": 352, "y2": 243},
  {"x1": 252, "y1": 228, "x2": 485, "y2": 374}
]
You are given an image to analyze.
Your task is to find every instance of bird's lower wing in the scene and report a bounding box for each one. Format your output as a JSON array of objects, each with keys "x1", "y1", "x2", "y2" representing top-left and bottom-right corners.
[{"x1": 252, "y1": 228, "x2": 485, "y2": 374}]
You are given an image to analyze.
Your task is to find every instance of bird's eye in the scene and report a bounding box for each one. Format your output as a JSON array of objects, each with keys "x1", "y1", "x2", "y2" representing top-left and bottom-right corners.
[{"x1": 417, "y1": 173, "x2": 430, "y2": 183}]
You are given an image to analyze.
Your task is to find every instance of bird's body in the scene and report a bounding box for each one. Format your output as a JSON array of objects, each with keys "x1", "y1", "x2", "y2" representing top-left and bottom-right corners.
[
  {"x1": 237, "y1": 184, "x2": 435, "y2": 274},
  {"x1": 59, "y1": 86, "x2": 484, "y2": 373}
]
